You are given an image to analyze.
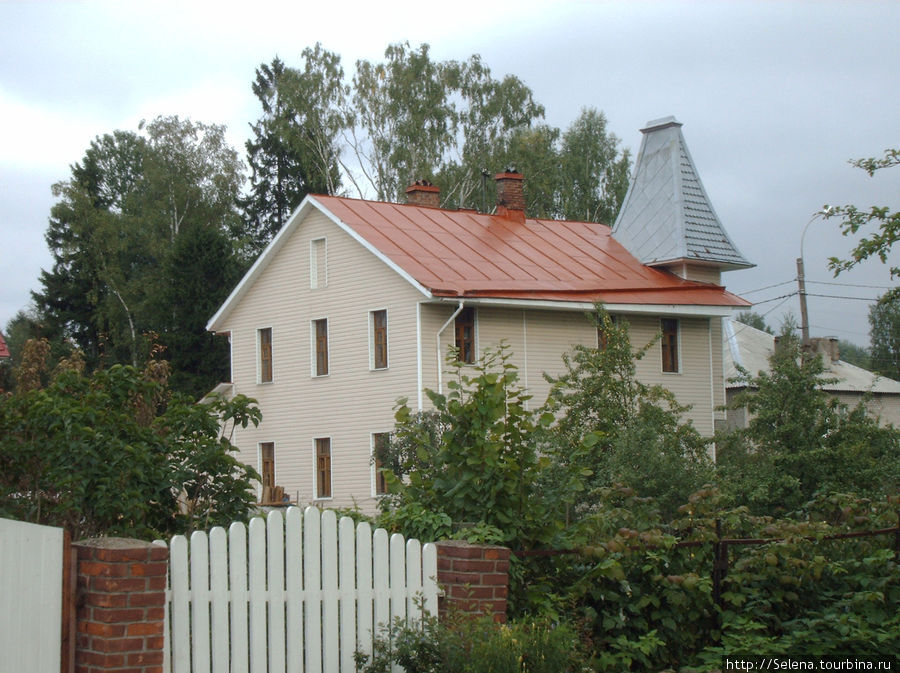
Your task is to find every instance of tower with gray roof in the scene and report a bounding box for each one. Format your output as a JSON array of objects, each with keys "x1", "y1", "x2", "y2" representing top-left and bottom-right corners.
[{"x1": 612, "y1": 117, "x2": 753, "y2": 283}]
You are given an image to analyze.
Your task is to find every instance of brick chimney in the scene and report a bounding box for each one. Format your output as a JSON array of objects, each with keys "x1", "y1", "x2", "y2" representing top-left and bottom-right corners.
[
  {"x1": 406, "y1": 179, "x2": 441, "y2": 208},
  {"x1": 495, "y1": 171, "x2": 525, "y2": 222},
  {"x1": 810, "y1": 336, "x2": 840, "y2": 363}
]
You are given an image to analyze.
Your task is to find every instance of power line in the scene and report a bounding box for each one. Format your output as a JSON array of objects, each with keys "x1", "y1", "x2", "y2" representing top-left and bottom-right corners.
[
  {"x1": 807, "y1": 279, "x2": 895, "y2": 290},
  {"x1": 728, "y1": 294, "x2": 794, "y2": 339},
  {"x1": 733, "y1": 279, "x2": 796, "y2": 295},
  {"x1": 806, "y1": 293, "x2": 878, "y2": 302},
  {"x1": 750, "y1": 291, "x2": 797, "y2": 305}
]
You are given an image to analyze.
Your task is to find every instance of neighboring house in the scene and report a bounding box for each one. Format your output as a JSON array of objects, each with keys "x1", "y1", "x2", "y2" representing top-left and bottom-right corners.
[
  {"x1": 723, "y1": 319, "x2": 900, "y2": 428},
  {"x1": 0, "y1": 332, "x2": 9, "y2": 360},
  {"x1": 208, "y1": 116, "x2": 753, "y2": 510}
]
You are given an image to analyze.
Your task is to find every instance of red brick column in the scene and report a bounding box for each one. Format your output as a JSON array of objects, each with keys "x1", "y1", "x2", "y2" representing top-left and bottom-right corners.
[
  {"x1": 73, "y1": 538, "x2": 168, "y2": 673},
  {"x1": 434, "y1": 540, "x2": 510, "y2": 623}
]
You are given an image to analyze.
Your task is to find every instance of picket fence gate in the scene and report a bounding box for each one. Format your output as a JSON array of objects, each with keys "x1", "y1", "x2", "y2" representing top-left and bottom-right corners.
[
  {"x1": 0, "y1": 518, "x2": 68, "y2": 673},
  {"x1": 161, "y1": 506, "x2": 439, "y2": 673}
]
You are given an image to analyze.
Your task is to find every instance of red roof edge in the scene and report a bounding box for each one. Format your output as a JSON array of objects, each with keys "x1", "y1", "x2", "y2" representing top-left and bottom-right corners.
[{"x1": 0, "y1": 333, "x2": 10, "y2": 359}]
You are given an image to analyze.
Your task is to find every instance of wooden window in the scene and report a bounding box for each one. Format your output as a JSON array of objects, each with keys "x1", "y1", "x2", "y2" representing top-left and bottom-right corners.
[
  {"x1": 260, "y1": 443, "x2": 275, "y2": 489},
  {"x1": 314, "y1": 319, "x2": 329, "y2": 376},
  {"x1": 372, "y1": 310, "x2": 388, "y2": 369},
  {"x1": 597, "y1": 314, "x2": 619, "y2": 350},
  {"x1": 310, "y1": 238, "x2": 326, "y2": 289},
  {"x1": 454, "y1": 307, "x2": 475, "y2": 364},
  {"x1": 315, "y1": 437, "x2": 332, "y2": 499},
  {"x1": 258, "y1": 327, "x2": 273, "y2": 383},
  {"x1": 661, "y1": 318, "x2": 680, "y2": 373},
  {"x1": 372, "y1": 432, "x2": 390, "y2": 496},
  {"x1": 260, "y1": 442, "x2": 275, "y2": 503}
]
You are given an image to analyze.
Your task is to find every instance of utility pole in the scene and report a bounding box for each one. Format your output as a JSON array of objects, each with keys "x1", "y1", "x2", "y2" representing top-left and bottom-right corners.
[
  {"x1": 797, "y1": 212, "x2": 824, "y2": 348},
  {"x1": 796, "y1": 256, "x2": 810, "y2": 346}
]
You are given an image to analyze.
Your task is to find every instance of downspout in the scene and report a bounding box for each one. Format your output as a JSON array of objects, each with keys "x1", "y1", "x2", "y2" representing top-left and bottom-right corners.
[{"x1": 436, "y1": 300, "x2": 465, "y2": 395}]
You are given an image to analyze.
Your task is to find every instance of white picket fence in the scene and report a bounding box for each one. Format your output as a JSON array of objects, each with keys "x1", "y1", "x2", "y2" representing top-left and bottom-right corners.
[{"x1": 162, "y1": 506, "x2": 438, "y2": 673}]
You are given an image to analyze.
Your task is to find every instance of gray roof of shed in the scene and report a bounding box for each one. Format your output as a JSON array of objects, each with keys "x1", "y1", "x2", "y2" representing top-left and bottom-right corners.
[{"x1": 612, "y1": 117, "x2": 753, "y2": 270}]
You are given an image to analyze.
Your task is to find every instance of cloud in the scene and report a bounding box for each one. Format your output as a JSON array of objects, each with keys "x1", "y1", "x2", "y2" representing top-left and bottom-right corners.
[{"x1": 0, "y1": 89, "x2": 109, "y2": 173}]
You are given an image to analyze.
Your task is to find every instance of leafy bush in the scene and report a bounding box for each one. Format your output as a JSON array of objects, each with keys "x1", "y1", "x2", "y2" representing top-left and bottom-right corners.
[
  {"x1": 719, "y1": 328, "x2": 900, "y2": 516},
  {"x1": 540, "y1": 308, "x2": 713, "y2": 522},
  {"x1": 376, "y1": 344, "x2": 552, "y2": 549},
  {"x1": 520, "y1": 487, "x2": 900, "y2": 670},
  {"x1": 355, "y1": 613, "x2": 585, "y2": 673},
  {"x1": 0, "y1": 342, "x2": 260, "y2": 538}
]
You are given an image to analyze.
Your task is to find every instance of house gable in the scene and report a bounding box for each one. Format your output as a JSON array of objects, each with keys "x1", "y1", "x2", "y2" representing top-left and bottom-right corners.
[{"x1": 208, "y1": 196, "x2": 433, "y2": 333}]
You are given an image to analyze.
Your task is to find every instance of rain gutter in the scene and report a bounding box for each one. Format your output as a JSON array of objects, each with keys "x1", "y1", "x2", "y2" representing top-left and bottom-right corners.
[{"x1": 436, "y1": 300, "x2": 465, "y2": 395}]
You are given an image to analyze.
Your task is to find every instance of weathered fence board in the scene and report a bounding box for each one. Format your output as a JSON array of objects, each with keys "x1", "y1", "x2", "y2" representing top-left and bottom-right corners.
[
  {"x1": 0, "y1": 518, "x2": 64, "y2": 673},
  {"x1": 163, "y1": 506, "x2": 438, "y2": 673}
]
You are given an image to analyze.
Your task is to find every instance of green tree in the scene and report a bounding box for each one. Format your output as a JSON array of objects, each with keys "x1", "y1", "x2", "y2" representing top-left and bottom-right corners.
[
  {"x1": 379, "y1": 344, "x2": 548, "y2": 547},
  {"x1": 718, "y1": 326, "x2": 900, "y2": 515},
  {"x1": 33, "y1": 117, "x2": 245, "y2": 396},
  {"x1": 837, "y1": 338, "x2": 871, "y2": 370},
  {"x1": 435, "y1": 53, "x2": 545, "y2": 210},
  {"x1": 558, "y1": 108, "x2": 631, "y2": 224},
  {"x1": 0, "y1": 341, "x2": 260, "y2": 538},
  {"x1": 734, "y1": 310, "x2": 773, "y2": 334},
  {"x1": 1, "y1": 309, "x2": 46, "y2": 392},
  {"x1": 826, "y1": 148, "x2": 899, "y2": 278},
  {"x1": 540, "y1": 308, "x2": 712, "y2": 520},
  {"x1": 33, "y1": 130, "x2": 146, "y2": 367},
  {"x1": 868, "y1": 289, "x2": 900, "y2": 379},
  {"x1": 243, "y1": 48, "x2": 346, "y2": 253},
  {"x1": 350, "y1": 42, "x2": 457, "y2": 202}
]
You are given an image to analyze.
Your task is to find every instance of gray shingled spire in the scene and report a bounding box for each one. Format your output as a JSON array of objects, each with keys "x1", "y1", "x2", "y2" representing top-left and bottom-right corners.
[{"x1": 612, "y1": 117, "x2": 753, "y2": 270}]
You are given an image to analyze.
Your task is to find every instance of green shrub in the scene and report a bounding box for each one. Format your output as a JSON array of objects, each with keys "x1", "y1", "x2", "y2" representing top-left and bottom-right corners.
[{"x1": 356, "y1": 613, "x2": 586, "y2": 673}]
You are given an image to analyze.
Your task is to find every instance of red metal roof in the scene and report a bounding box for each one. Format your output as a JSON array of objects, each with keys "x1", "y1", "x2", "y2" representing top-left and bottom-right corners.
[
  {"x1": 315, "y1": 196, "x2": 749, "y2": 308},
  {"x1": 0, "y1": 333, "x2": 9, "y2": 359}
]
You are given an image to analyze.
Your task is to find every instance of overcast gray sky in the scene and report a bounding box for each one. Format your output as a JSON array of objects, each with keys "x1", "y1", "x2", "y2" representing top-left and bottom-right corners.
[{"x1": 2, "y1": 0, "x2": 898, "y2": 348}]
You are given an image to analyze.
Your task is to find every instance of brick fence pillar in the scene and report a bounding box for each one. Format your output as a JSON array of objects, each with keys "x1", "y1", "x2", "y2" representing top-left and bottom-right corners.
[
  {"x1": 434, "y1": 540, "x2": 510, "y2": 623},
  {"x1": 73, "y1": 538, "x2": 168, "y2": 673}
]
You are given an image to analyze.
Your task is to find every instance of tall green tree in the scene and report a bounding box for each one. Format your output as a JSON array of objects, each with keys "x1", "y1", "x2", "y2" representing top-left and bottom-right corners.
[
  {"x1": 436, "y1": 53, "x2": 545, "y2": 210},
  {"x1": 869, "y1": 289, "x2": 900, "y2": 379},
  {"x1": 260, "y1": 42, "x2": 629, "y2": 223},
  {"x1": 558, "y1": 108, "x2": 630, "y2": 224},
  {"x1": 350, "y1": 42, "x2": 457, "y2": 202},
  {"x1": 243, "y1": 47, "x2": 346, "y2": 253},
  {"x1": 826, "y1": 148, "x2": 899, "y2": 278},
  {"x1": 33, "y1": 116, "x2": 244, "y2": 396},
  {"x1": 33, "y1": 130, "x2": 146, "y2": 367}
]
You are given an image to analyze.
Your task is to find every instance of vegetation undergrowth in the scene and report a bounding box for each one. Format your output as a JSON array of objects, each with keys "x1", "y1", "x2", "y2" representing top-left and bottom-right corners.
[
  {"x1": 371, "y1": 308, "x2": 899, "y2": 670},
  {"x1": 356, "y1": 612, "x2": 586, "y2": 673}
]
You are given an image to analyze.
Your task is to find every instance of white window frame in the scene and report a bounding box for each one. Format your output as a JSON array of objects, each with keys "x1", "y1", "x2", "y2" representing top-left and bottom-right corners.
[
  {"x1": 310, "y1": 237, "x2": 327, "y2": 289},
  {"x1": 257, "y1": 326, "x2": 274, "y2": 384},
  {"x1": 310, "y1": 317, "x2": 330, "y2": 377},
  {"x1": 313, "y1": 436, "x2": 333, "y2": 501},
  {"x1": 369, "y1": 308, "x2": 389, "y2": 370}
]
